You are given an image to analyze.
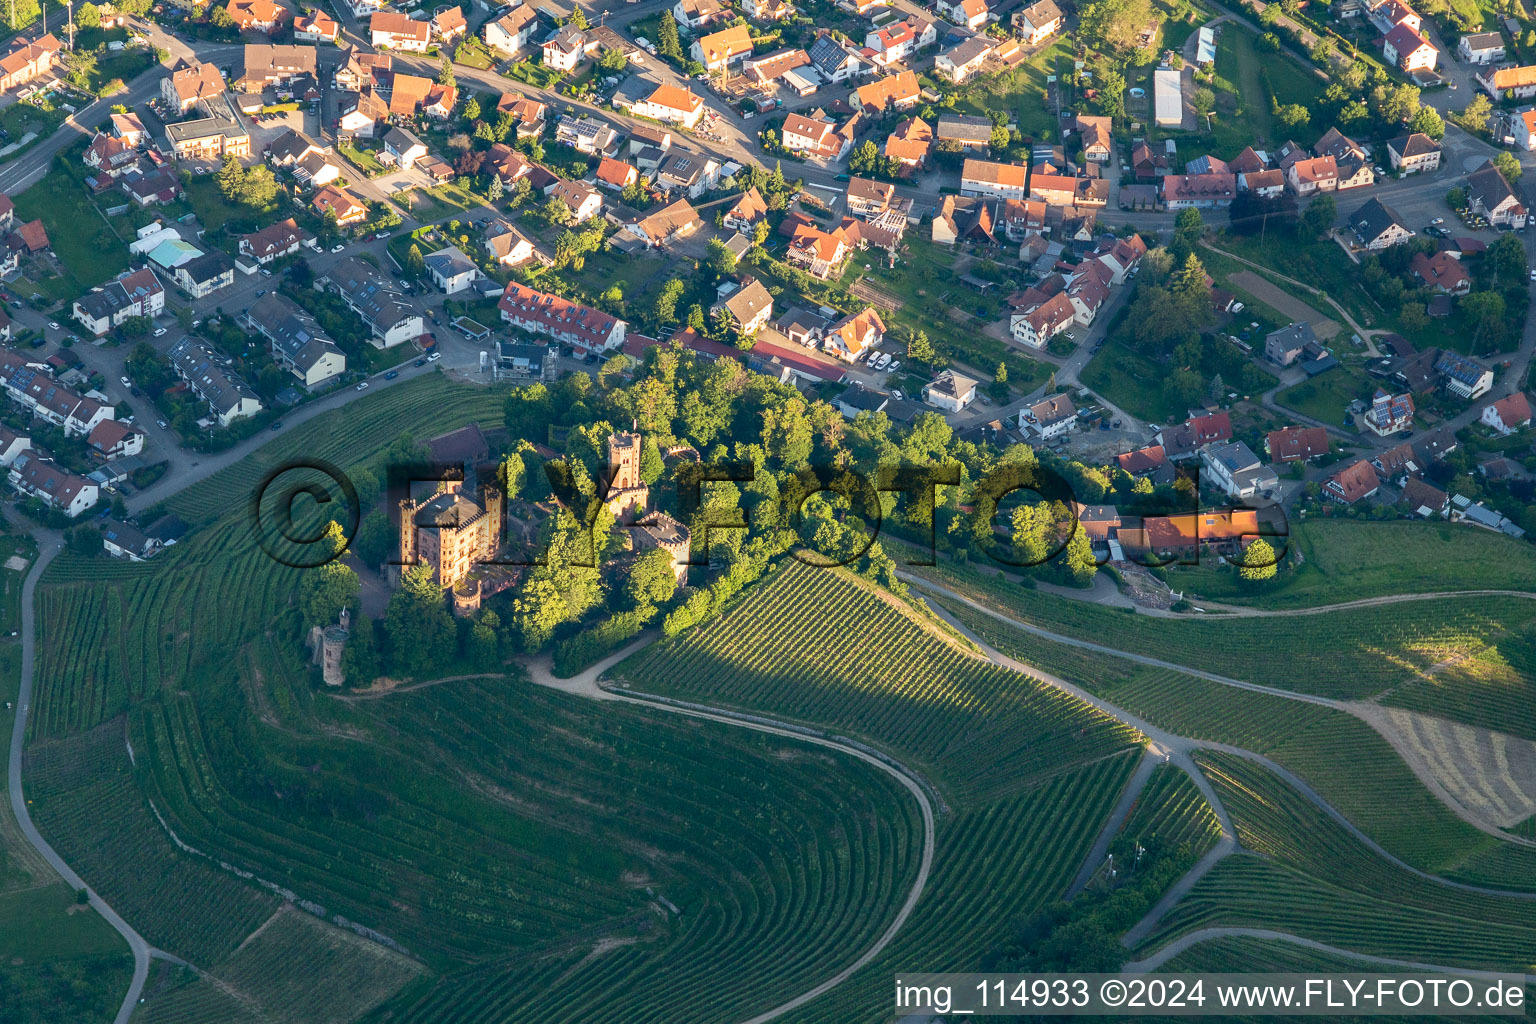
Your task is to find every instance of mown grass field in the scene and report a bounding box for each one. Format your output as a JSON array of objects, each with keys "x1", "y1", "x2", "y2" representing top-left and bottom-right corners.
[
  {"x1": 1145, "y1": 755, "x2": 1536, "y2": 973},
  {"x1": 1162, "y1": 519, "x2": 1536, "y2": 609},
  {"x1": 12, "y1": 163, "x2": 132, "y2": 291}
]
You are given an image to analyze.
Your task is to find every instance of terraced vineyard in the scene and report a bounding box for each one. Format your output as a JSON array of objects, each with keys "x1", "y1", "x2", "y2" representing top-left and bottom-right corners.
[
  {"x1": 1144, "y1": 754, "x2": 1536, "y2": 972},
  {"x1": 1382, "y1": 617, "x2": 1536, "y2": 741},
  {"x1": 617, "y1": 562, "x2": 1144, "y2": 804},
  {"x1": 1117, "y1": 765, "x2": 1222, "y2": 861},
  {"x1": 938, "y1": 597, "x2": 1536, "y2": 890},
  {"x1": 24, "y1": 719, "x2": 280, "y2": 966}
]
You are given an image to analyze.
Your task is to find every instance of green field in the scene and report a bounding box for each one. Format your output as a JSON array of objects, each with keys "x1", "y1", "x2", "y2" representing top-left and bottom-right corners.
[
  {"x1": 184, "y1": 177, "x2": 282, "y2": 235},
  {"x1": 1116, "y1": 765, "x2": 1223, "y2": 863},
  {"x1": 1273, "y1": 362, "x2": 1374, "y2": 427},
  {"x1": 1144, "y1": 754, "x2": 1536, "y2": 972},
  {"x1": 1080, "y1": 336, "x2": 1188, "y2": 425},
  {"x1": 1162, "y1": 519, "x2": 1536, "y2": 609},
  {"x1": 12, "y1": 164, "x2": 132, "y2": 290}
]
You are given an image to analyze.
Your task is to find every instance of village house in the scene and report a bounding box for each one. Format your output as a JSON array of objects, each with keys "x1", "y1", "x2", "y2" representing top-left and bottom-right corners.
[
  {"x1": 1201, "y1": 441, "x2": 1279, "y2": 500},
  {"x1": 556, "y1": 115, "x2": 620, "y2": 155},
  {"x1": 497, "y1": 93, "x2": 546, "y2": 138},
  {"x1": 1386, "y1": 132, "x2": 1440, "y2": 173},
  {"x1": 710, "y1": 277, "x2": 775, "y2": 336},
  {"x1": 1324, "y1": 460, "x2": 1380, "y2": 504},
  {"x1": 780, "y1": 112, "x2": 856, "y2": 161},
  {"x1": 87, "y1": 420, "x2": 144, "y2": 461},
  {"x1": 423, "y1": 246, "x2": 482, "y2": 295},
  {"x1": 923, "y1": 369, "x2": 977, "y2": 412},
  {"x1": 786, "y1": 221, "x2": 853, "y2": 279},
  {"x1": 228, "y1": 0, "x2": 292, "y2": 33},
  {"x1": 1075, "y1": 115, "x2": 1113, "y2": 162},
  {"x1": 239, "y1": 218, "x2": 308, "y2": 264},
  {"x1": 1465, "y1": 160, "x2": 1528, "y2": 227},
  {"x1": 674, "y1": 0, "x2": 725, "y2": 28},
  {"x1": 1350, "y1": 198, "x2": 1414, "y2": 249},
  {"x1": 382, "y1": 126, "x2": 428, "y2": 169},
  {"x1": 1020, "y1": 393, "x2": 1077, "y2": 440},
  {"x1": 0, "y1": 33, "x2": 61, "y2": 93},
  {"x1": 884, "y1": 116, "x2": 933, "y2": 173},
  {"x1": 1284, "y1": 154, "x2": 1338, "y2": 195},
  {"x1": 691, "y1": 24, "x2": 753, "y2": 71},
  {"x1": 807, "y1": 32, "x2": 864, "y2": 82},
  {"x1": 1383, "y1": 23, "x2": 1437, "y2": 72},
  {"x1": 236, "y1": 43, "x2": 319, "y2": 93},
  {"x1": 173, "y1": 250, "x2": 236, "y2": 298},
  {"x1": 1361, "y1": 388, "x2": 1416, "y2": 436},
  {"x1": 1436, "y1": 351, "x2": 1494, "y2": 399},
  {"x1": 621, "y1": 198, "x2": 704, "y2": 248},
  {"x1": 595, "y1": 156, "x2": 639, "y2": 191},
  {"x1": 940, "y1": 0, "x2": 989, "y2": 29},
  {"x1": 1410, "y1": 250, "x2": 1471, "y2": 294},
  {"x1": 1266, "y1": 425, "x2": 1330, "y2": 462},
  {"x1": 163, "y1": 94, "x2": 252, "y2": 161},
  {"x1": 855, "y1": 70, "x2": 920, "y2": 113},
  {"x1": 723, "y1": 187, "x2": 769, "y2": 233},
  {"x1": 630, "y1": 82, "x2": 705, "y2": 129},
  {"x1": 293, "y1": 8, "x2": 340, "y2": 42},
  {"x1": 545, "y1": 178, "x2": 604, "y2": 223},
  {"x1": 433, "y1": 6, "x2": 467, "y2": 45},
  {"x1": 934, "y1": 36, "x2": 992, "y2": 83},
  {"x1": 1013, "y1": 0, "x2": 1063, "y2": 43},
  {"x1": 824, "y1": 308, "x2": 885, "y2": 361},
  {"x1": 846, "y1": 176, "x2": 897, "y2": 219},
  {"x1": 484, "y1": 219, "x2": 539, "y2": 266},
  {"x1": 542, "y1": 25, "x2": 595, "y2": 70},
  {"x1": 1477, "y1": 63, "x2": 1536, "y2": 99},
  {"x1": 484, "y1": 5, "x2": 540, "y2": 54},
  {"x1": 9, "y1": 457, "x2": 97, "y2": 517},
  {"x1": 960, "y1": 159, "x2": 1028, "y2": 200},
  {"x1": 1458, "y1": 31, "x2": 1505, "y2": 63},
  {"x1": 655, "y1": 150, "x2": 720, "y2": 198},
  {"x1": 1481, "y1": 392, "x2": 1533, "y2": 435},
  {"x1": 1162, "y1": 173, "x2": 1237, "y2": 209},
  {"x1": 1009, "y1": 292, "x2": 1075, "y2": 348},
  {"x1": 371, "y1": 11, "x2": 431, "y2": 51},
  {"x1": 312, "y1": 184, "x2": 368, "y2": 226}
]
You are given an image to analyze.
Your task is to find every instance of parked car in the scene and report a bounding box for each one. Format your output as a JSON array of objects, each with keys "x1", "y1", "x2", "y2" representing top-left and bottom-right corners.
[
  {"x1": 331, "y1": 244, "x2": 345, "y2": 253},
  {"x1": 427, "y1": 351, "x2": 441, "y2": 362},
  {"x1": 414, "y1": 357, "x2": 426, "y2": 366},
  {"x1": 356, "y1": 381, "x2": 369, "y2": 390},
  {"x1": 384, "y1": 370, "x2": 399, "y2": 379},
  {"x1": 153, "y1": 327, "x2": 167, "y2": 336},
  {"x1": 157, "y1": 419, "x2": 168, "y2": 429},
  {"x1": 271, "y1": 421, "x2": 283, "y2": 431},
  {"x1": 47, "y1": 321, "x2": 58, "y2": 330}
]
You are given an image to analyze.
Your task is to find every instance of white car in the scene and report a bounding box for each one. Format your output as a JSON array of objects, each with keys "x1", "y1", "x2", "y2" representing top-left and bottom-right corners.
[
  {"x1": 355, "y1": 381, "x2": 370, "y2": 390},
  {"x1": 153, "y1": 327, "x2": 167, "y2": 337},
  {"x1": 331, "y1": 244, "x2": 345, "y2": 253},
  {"x1": 427, "y1": 351, "x2": 441, "y2": 362},
  {"x1": 119, "y1": 375, "x2": 131, "y2": 387},
  {"x1": 888, "y1": 359, "x2": 901, "y2": 371},
  {"x1": 47, "y1": 321, "x2": 59, "y2": 330},
  {"x1": 874, "y1": 353, "x2": 891, "y2": 370},
  {"x1": 261, "y1": 268, "x2": 272, "y2": 277}
]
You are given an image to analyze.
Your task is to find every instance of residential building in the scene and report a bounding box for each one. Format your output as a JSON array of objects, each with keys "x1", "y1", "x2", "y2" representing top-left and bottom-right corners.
[
  {"x1": 1481, "y1": 392, "x2": 1533, "y2": 434},
  {"x1": 835, "y1": 383, "x2": 889, "y2": 419},
  {"x1": 433, "y1": 6, "x2": 467, "y2": 45},
  {"x1": 109, "y1": 112, "x2": 147, "y2": 147},
  {"x1": 494, "y1": 341, "x2": 558, "y2": 381},
  {"x1": 1458, "y1": 31, "x2": 1504, "y2": 64},
  {"x1": 807, "y1": 33, "x2": 864, "y2": 82},
  {"x1": 631, "y1": 82, "x2": 705, "y2": 128},
  {"x1": 72, "y1": 268, "x2": 165, "y2": 337},
  {"x1": 1435, "y1": 351, "x2": 1494, "y2": 399},
  {"x1": 84, "y1": 132, "x2": 139, "y2": 177},
  {"x1": 484, "y1": 219, "x2": 539, "y2": 266},
  {"x1": 922, "y1": 369, "x2": 977, "y2": 412},
  {"x1": 312, "y1": 184, "x2": 368, "y2": 226},
  {"x1": 941, "y1": 0, "x2": 988, "y2": 29},
  {"x1": 846, "y1": 176, "x2": 897, "y2": 219},
  {"x1": 855, "y1": 70, "x2": 920, "y2": 113},
  {"x1": 163, "y1": 95, "x2": 251, "y2": 161},
  {"x1": 1400, "y1": 476, "x2": 1449, "y2": 517},
  {"x1": 1386, "y1": 132, "x2": 1440, "y2": 173},
  {"x1": 244, "y1": 292, "x2": 347, "y2": 388},
  {"x1": 1350, "y1": 198, "x2": 1413, "y2": 249},
  {"x1": 1020, "y1": 393, "x2": 1076, "y2": 440},
  {"x1": 1009, "y1": 292, "x2": 1075, "y2": 348},
  {"x1": 1075, "y1": 114, "x2": 1112, "y2": 162},
  {"x1": 621, "y1": 199, "x2": 703, "y2": 247},
  {"x1": 781, "y1": 112, "x2": 855, "y2": 161},
  {"x1": 934, "y1": 36, "x2": 992, "y2": 83},
  {"x1": 168, "y1": 337, "x2": 263, "y2": 426},
  {"x1": 1013, "y1": 0, "x2": 1062, "y2": 44},
  {"x1": 293, "y1": 8, "x2": 340, "y2": 41},
  {"x1": 1465, "y1": 160, "x2": 1528, "y2": 227},
  {"x1": 1383, "y1": 23, "x2": 1437, "y2": 72},
  {"x1": 371, "y1": 11, "x2": 431, "y2": 51},
  {"x1": 227, "y1": 0, "x2": 291, "y2": 32},
  {"x1": 1324, "y1": 459, "x2": 1380, "y2": 504},
  {"x1": 382, "y1": 126, "x2": 428, "y2": 169},
  {"x1": 1162, "y1": 172, "x2": 1237, "y2": 208},
  {"x1": 173, "y1": 250, "x2": 236, "y2": 298},
  {"x1": 424, "y1": 245, "x2": 482, "y2": 295},
  {"x1": 497, "y1": 92, "x2": 546, "y2": 137},
  {"x1": 318, "y1": 256, "x2": 425, "y2": 347},
  {"x1": 98, "y1": 519, "x2": 161, "y2": 560},
  {"x1": 1266, "y1": 425, "x2": 1329, "y2": 462},
  {"x1": 497, "y1": 281, "x2": 627, "y2": 354},
  {"x1": 239, "y1": 217, "x2": 308, "y2": 264},
  {"x1": 723, "y1": 187, "x2": 769, "y2": 233},
  {"x1": 484, "y1": 5, "x2": 540, "y2": 54},
  {"x1": 710, "y1": 277, "x2": 774, "y2": 335},
  {"x1": 742, "y1": 0, "x2": 793, "y2": 19},
  {"x1": 691, "y1": 24, "x2": 753, "y2": 71},
  {"x1": 674, "y1": 0, "x2": 725, "y2": 28},
  {"x1": 1284, "y1": 155, "x2": 1337, "y2": 195},
  {"x1": 934, "y1": 113, "x2": 993, "y2": 150},
  {"x1": 542, "y1": 25, "x2": 595, "y2": 70},
  {"x1": 961, "y1": 159, "x2": 1028, "y2": 200},
  {"x1": 1477, "y1": 63, "x2": 1536, "y2": 99},
  {"x1": 1201, "y1": 441, "x2": 1278, "y2": 499},
  {"x1": 1410, "y1": 250, "x2": 1471, "y2": 294},
  {"x1": 0, "y1": 33, "x2": 61, "y2": 93},
  {"x1": 596, "y1": 156, "x2": 639, "y2": 190},
  {"x1": 864, "y1": 20, "x2": 918, "y2": 64},
  {"x1": 236, "y1": 44, "x2": 319, "y2": 92},
  {"x1": 823, "y1": 307, "x2": 884, "y2": 361},
  {"x1": 654, "y1": 150, "x2": 720, "y2": 198},
  {"x1": 9, "y1": 456, "x2": 97, "y2": 517},
  {"x1": 1361, "y1": 388, "x2": 1415, "y2": 436}
]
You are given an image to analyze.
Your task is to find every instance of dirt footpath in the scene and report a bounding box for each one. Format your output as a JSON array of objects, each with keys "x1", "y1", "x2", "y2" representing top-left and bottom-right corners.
[{"x1": 1229, "y1": 270, "x2": 1342, "y2": 339}]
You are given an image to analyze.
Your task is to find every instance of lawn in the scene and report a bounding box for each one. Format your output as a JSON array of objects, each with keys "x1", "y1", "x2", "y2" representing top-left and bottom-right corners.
[
  {"x1": 451, "y1": 39, "x2": 496, "y2": 71},
  {"x1": 11, "y1": 165, "x2": 130, "y2": 289},
  {"x1": 1162, "y1": 517, "x2": 1536, "y2": 608},
  {"x1": 401, "y1": 182, "x2": 484, "y2": 221},
  {"x1": 502, "y1": 58, "x2": 564, "y2": 90},
  {"x1": 183, "y1": 177, "x2": 280, "y2": 235},
  {"x1": 949, "y1": 39, "x2": 1073, "y2": 141},
  {"x1": 1171, "y1": 23, "x2": 1326, "y2": 158},
  {"x1": 1272, "y1": 360, "x2": 1373, "y2": 426},
  {"x1": 0, "y1": 100, "x2": 68, "y2": 166},
  {"x1": 1208, "y1": 235, "x2": 1384, "y2": 333},
  {"x1": 1080, "y1": 336, "x2": 1187, "y2": 424},
  {"x1": 87, "y1": 50, "x2": 157, "y2": 95},
  {"x1": 337, "y1": 141, "x2": 386, "y2": 178}
]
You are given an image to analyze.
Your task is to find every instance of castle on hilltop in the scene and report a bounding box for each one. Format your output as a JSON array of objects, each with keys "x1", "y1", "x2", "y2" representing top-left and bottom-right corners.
[{"x1": 399, "y1": 479, "x2": 504, "y2": 592}]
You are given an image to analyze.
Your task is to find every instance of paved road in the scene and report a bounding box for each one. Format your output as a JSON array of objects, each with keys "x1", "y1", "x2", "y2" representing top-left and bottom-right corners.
[
  {"x1": 4, "y1": 535, "x2": 162, "y2": 1024},
  {"x1": 519, "y1": 637, "x2": 938, "y2": 1024}
]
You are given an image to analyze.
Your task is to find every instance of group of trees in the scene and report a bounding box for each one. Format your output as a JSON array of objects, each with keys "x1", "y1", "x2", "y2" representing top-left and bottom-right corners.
[{"x1": 216, "y1": 154, "x2": 280, "y2": 209}]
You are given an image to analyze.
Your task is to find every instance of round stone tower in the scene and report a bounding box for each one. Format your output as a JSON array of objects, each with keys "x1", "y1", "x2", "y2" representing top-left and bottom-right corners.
[{"x1": 320, "y1": 625, "x2": 348, "y2": 687}]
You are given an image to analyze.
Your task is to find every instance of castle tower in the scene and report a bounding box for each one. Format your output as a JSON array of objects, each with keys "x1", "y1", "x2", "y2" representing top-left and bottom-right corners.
[
  {"x1": 609, "y1": 432, "x2": 643, "y2": 491},
  {"x1": 480, "y1": 485, "x2": 504, "y2": 560},
  {"x1": 320, "y1": 624, "x2": 348, "y2": 687},
  {"x1": 399, "y1": 497, "x2": 419, "y2": 567},
  {"x1": 452, "y1": 577, "x2": 482, "y2": 617}
]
